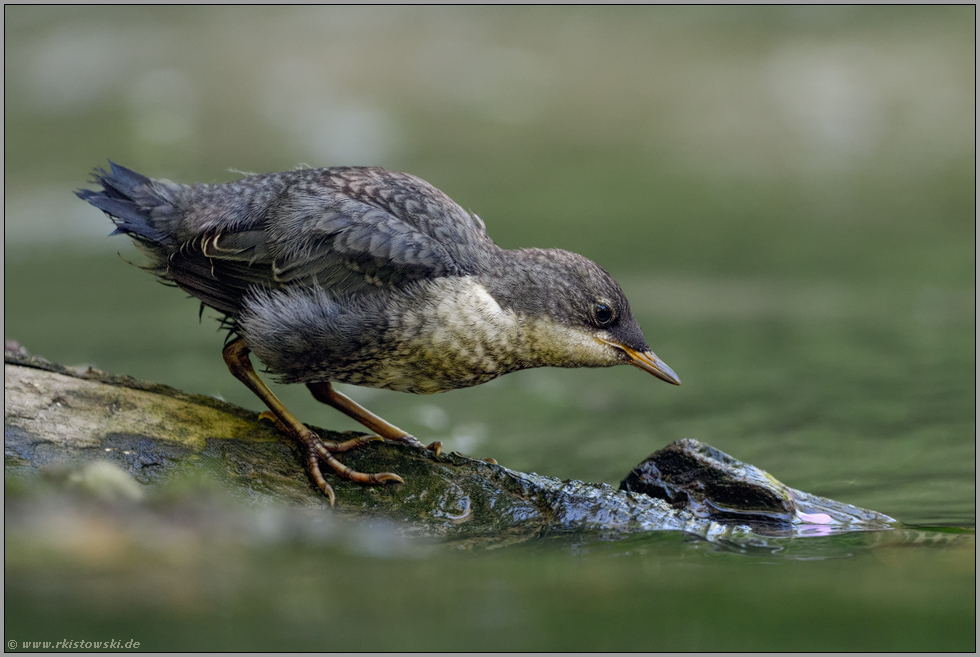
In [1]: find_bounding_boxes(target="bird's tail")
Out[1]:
[76,161,179,248]
[76,162,244,319]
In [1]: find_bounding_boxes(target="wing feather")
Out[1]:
[160,167,492,316]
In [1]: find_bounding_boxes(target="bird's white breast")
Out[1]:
[380,277,525,392]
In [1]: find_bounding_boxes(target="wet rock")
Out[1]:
[621,438,895,530]
[621,439,796,521]
[5,346,895,546]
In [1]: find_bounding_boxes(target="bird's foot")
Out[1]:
[258,410,288,433]
[303,431,404,507]
[258,415,403,506]
[260,410,386,451]
[389,433,442,456]
[358,433,442,457]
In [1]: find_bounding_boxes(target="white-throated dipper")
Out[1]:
[78,162,680,504]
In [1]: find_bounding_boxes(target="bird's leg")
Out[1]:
[222,337,404,506]
[306,382,443,456]
[256,411,381,453]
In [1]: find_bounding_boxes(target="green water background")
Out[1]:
[4,6,975,651]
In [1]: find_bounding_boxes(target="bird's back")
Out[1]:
[79,163,497,318]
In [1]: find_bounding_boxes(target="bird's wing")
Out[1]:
[317,167,492,264]
[166,167,493,315]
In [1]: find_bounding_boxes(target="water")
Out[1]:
[4,6,974,651]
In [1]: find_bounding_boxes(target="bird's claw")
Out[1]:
[257,411,422,498]
[395,434,425,449]
[394,434,441,456]
[258,410,289,434]
[259,420,404,501]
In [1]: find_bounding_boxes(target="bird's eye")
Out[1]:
[593,302,615,326]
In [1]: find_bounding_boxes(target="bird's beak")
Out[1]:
[598,338,682,386]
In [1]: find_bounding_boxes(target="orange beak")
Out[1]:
[598,338,681,386]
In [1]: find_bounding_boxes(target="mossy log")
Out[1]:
[4,347,894,545]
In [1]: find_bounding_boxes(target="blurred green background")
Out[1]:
[4,6,975,651]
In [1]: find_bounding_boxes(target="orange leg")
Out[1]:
[307,381,443,456]
[222,337,403,506]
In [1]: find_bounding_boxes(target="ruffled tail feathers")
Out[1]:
[76,161,166,244]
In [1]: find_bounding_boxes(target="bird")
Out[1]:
[77,162,681,505]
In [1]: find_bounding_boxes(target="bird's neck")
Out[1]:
[478,249,619,371]
[479,248,557,319]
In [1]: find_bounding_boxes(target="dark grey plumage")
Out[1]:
[78,162,679,394]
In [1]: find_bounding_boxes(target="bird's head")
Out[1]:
[502,249,681,385]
